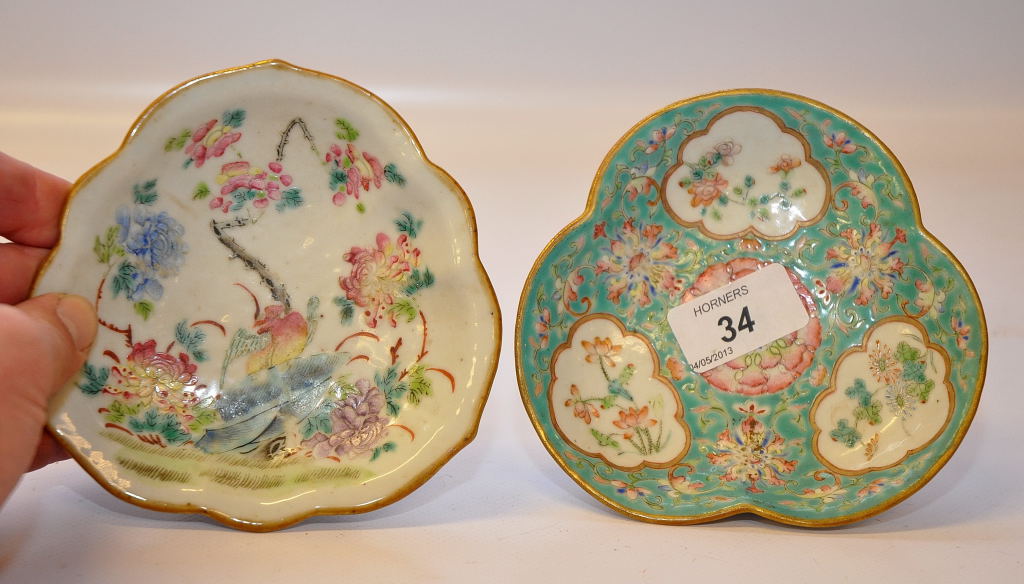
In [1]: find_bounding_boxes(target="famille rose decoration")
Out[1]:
[35,61,500,531]
[516,90,986,526]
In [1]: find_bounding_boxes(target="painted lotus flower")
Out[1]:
[683,259,820,395]
[825,223,906,305]
[302,379,388,458]
[582,337,622,369]
[339,232,422,327]
[706,404,796,493]
[109,340,202,419]
[595,218,681,308]
[612,405,656,440]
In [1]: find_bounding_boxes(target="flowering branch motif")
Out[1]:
[676,146,810,224]
[661,107,830,240]
[829,339,936,454]
[812,318,954,475]
[550,315,690,471]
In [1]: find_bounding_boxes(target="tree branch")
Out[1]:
[211,218,291,312]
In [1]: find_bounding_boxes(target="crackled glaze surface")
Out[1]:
[36,61,500,531]
[516,90,985,526]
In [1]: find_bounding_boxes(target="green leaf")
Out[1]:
[77,362,109,395]
[355,202,366,213]
[134,300,154,320]
[377,366,407,417]
[193,182,211,200]
[335,118,360,142]
[792,187,806,198]
[221,109,246,128]
[370,441,396,462]
[895,341,921,363]
[909,379,935,403]
[394,211,423,238]
[104,399,141,424]
[111,261,138,298]
[187,408,218,432]
[844,378,870,404]
[830,419,861,447]
[854,401,882,425]
[329,168,348,191]
[600,394,617,410]
[164,129,191,152]
[376,366,400,392]
[128,408,190,445]
[403,268,435,296]
[407,365,433,406]
[333,296,355,324]
[301,406,334,440]
[93,225,123,264]
[732,187,743,196]
[275,188,303,212]
[133,179,159,205]
[175,320,207,362]
[383,163,406,186]
[388,298,418,323]
[590,428,620,449]
[744,175,755,188]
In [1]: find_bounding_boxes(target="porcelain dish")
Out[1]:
[516,90,986,526]
[35,60,501,531]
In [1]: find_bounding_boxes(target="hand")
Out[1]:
[0,152,97,507]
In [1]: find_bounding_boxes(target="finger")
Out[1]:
[29,430,70,472]
[0,242,50,305]
[0,294,96,503]
[0,152,72,248]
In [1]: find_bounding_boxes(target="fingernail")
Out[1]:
[56,294,97,351]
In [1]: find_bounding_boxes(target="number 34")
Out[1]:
[718,306,756,342]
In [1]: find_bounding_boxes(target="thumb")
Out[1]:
[0,293,97,504]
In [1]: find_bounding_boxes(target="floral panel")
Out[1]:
[549,314,689,470]
[811,317,953,474]
[662,107,830,240]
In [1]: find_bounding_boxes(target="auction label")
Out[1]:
[668,263,810,373]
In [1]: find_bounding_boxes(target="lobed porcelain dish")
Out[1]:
[35,60,500,531]
[515,90,986,526]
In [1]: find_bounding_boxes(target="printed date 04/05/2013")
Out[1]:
[688,345,734,372]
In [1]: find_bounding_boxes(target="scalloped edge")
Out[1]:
[34,59,502,532]
[514,88,987,527]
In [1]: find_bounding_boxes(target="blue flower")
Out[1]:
[116,207,187,277]
[126,272,165,302]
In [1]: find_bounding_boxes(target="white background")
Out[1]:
[2,0,1022,581]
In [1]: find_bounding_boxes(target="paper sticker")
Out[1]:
[668,263,810,373]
